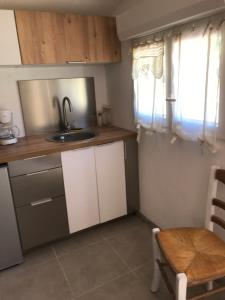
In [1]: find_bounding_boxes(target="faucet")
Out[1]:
[62,97,73,131]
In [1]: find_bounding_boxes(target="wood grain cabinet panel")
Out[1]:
[63,14,89,62]
[87,16,121,63]
[15,10,121,64]
[15,10,67,64]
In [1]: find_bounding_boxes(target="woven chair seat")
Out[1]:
[157,228,225,285]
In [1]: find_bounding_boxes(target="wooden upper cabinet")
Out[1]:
[15,10,121,65]
[63,14,89,62]
[15,11,66,64]
[87,16,121,63]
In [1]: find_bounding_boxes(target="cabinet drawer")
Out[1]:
[11,167,64,207]
[8,153,61,177]
[16,196,69,250]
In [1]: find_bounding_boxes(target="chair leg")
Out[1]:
[207,281,213,291]
[151,228,161,293]
[176,274,187,300]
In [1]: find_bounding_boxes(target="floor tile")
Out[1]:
[134,262,173,300]
[54,227,103,257]
[76,273,152,300]
[23,246,55,268]
[0,260,73,300]
[107,223,153,269]
[135,262,225,300]
[0,215,223,300]
[205,290,225,300]
[188,281,225,300]
[0,246,55,276]
[100,215,146,239]
[59,240,128,296]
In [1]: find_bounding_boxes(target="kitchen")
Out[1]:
[1,1,225,300]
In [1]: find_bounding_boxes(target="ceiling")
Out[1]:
[0,0,140,16]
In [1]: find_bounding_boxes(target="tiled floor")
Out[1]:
[0,215,225,300]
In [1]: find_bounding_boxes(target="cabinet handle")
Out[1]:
[24,155,46,161]
[26,170,49,176]
[31,198,53,207]
[66,61,87,64]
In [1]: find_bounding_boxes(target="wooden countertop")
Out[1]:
[0,127,136,164]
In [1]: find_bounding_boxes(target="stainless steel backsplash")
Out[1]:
[18,77,97,136]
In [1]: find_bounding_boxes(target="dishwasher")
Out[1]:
[0,164,23,270]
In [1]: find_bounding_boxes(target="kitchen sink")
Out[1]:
[47,131,96,143]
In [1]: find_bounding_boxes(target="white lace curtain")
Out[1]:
[133,17,223,152]
[132,41,167,133]
[133,42,164,79]
[171,25,222,152]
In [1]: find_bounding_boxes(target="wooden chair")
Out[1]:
[151,165,225,300]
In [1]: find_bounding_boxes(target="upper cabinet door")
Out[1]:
[0,10,21,65]
[64,14,89,62]
[87,16,121,63]
[95,141,127,223]
[14,10,121,64]
[61,147,100,234]
[15,11,66,64]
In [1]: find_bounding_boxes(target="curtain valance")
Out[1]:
[132,41,164,80]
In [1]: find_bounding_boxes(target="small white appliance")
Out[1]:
[0,110,19,145]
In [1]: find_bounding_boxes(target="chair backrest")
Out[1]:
[205,165,225,232]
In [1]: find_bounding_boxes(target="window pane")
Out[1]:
[134,71,166,129]
[172,29,221,143]
[172,34,207,123]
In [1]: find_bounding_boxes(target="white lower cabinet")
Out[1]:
[95,141,127,223]
[61,147,99,234]
[61,141,127,233]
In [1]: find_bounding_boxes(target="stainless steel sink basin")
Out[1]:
[47,131,96,143]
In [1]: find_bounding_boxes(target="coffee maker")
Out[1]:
[0,110,19,145]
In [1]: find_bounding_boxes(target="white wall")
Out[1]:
[0,65,108,136]
[139,133,225,229]
[105,41,135,131]
[106,41,225,231]
[116,0,225,40]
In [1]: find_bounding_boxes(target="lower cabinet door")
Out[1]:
[61,147,100,234]
[16,196,69,251]
[95,141,127,223]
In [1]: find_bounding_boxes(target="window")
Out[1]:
[133,41,167,132]
[171,28,221,149]
[133,17,223,152]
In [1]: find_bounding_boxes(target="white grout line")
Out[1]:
[100,221,150,241]
[52,247,76,300]
[73,258,154,299]
[103,237,153,282]
[53,239,103,259]
[52,238,136,299]
[102,236,131,271]
[52,235,147,299]
[129,260,153,273]
[54,235,153,297]
[4,246,58,276]
[74,271,131,299]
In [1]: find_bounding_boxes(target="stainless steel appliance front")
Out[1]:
[18,77,97,135]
